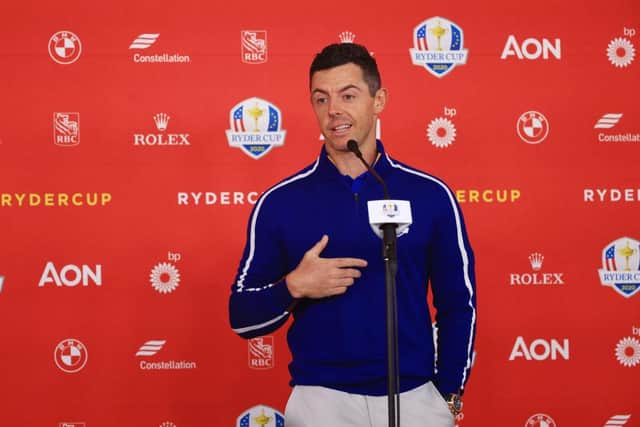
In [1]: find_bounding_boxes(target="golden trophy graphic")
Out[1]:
[253,408,272,426]
[618,240,637,271]
[247,103,264,132]
[429,20,448,51]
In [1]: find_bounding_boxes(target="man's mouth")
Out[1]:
[331,123,352,132]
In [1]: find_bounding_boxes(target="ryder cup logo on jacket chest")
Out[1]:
[598,237,640,298]
[226,97,286,159]
[409,17,468,78]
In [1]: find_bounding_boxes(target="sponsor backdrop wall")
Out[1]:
[0,0,638,426]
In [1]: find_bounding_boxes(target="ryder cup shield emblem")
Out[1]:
[237,405,284,427]
[598,237,640,298]
[409,17,468,78]
[226,97,286,159]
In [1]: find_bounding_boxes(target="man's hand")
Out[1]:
[285,235,368,299]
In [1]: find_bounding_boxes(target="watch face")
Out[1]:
[448,395,463,412]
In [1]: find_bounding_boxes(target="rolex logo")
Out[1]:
[339,31,356,43]
[529,253,544,271]
[154,113,170,131]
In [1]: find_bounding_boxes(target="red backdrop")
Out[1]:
[1,0,638,426]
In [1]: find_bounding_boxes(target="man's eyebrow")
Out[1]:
[338,84,361,93]
[311,84,363,96]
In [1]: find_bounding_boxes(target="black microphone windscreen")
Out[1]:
[347,139,361,157]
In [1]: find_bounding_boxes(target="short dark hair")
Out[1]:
[309,43,381,96]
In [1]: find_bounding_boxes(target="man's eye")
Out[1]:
[344,94,355,100]
[315,98,327,104]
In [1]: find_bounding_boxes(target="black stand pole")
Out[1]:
[382,223,400,427]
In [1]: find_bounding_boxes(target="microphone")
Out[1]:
[347,139,390,199]
[346,139,412,239]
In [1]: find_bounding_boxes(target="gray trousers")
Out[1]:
[285,381,455,427]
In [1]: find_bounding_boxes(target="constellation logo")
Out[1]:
[427,107,457,148]
[136,340,197,370]
[509,337,570,361]
[598,237,640,298]
[248,336,274,370]
[339,31,356,43]
[241,31,267,64]
[615,326,640,367]
[517,111,549,144]
[510,253,564,286]
[226,97,286,159]
[410,17,468,78]
[136,340,166,356]
[595,113,623,129]
[133,113,191,146]
[53,113,80,146]
[501,35,561,60]
[525,414,556,427]
[607,28,636,68]
[159,422,177,427]
[59,422,86,427]
[39,262,102,287]
[48,31,81,64]
[130,33,190,64]
[594,113,640,143]
[150,252,181,294]
[0,276,4,294]
[236,405,284,427]
[129,34,160,49]
[605,415,632,426]
[54,339,88,373]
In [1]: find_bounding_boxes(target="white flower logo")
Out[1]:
[607,37,636,68]
[427,117,456,148]
[615,336,640,367]
[150,262,180,294]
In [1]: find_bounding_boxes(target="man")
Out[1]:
[229,43,476,427]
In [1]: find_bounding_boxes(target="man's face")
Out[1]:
[310,63,385,153]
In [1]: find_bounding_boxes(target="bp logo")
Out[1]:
[409,17,469,78]
[598,237,640,298]
[54,338,88,373]
[226,97,286,159]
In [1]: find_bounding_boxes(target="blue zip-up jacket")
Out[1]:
[229,141,476,396]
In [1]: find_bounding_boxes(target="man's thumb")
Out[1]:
[308,234,329,256]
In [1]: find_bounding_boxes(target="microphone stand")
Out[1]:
[347,140,400,427]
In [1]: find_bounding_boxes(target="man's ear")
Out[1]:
[374,88,388,114]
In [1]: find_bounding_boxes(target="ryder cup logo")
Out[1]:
[48,31,82,64]
[382,202,399,218]
[237,405,284,427]
[598,237,640,298]
[226,97,286,159]
[409,17,468,78]
[54,339,88,373]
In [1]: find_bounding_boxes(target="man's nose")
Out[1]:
[328,99,342,116]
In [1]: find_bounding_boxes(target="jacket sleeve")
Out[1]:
[430,187,477,395]
[228,192,296,339]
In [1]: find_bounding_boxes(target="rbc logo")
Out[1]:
[241,30,267,64]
